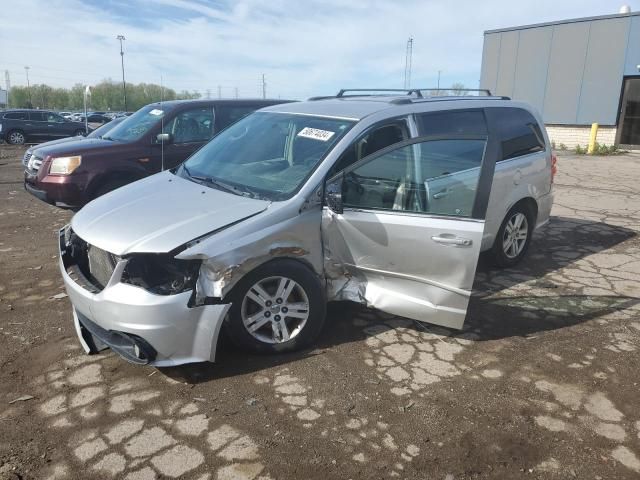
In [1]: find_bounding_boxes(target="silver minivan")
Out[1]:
[58,90,554,366]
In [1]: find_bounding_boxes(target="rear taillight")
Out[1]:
[551,153,558,184]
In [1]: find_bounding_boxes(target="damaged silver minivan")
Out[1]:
[59,90,554,366]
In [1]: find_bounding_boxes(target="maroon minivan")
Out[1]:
[24,99,291,208]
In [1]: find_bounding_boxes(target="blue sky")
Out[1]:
[1,0,639,99]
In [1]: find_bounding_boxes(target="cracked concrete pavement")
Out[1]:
[1,146,639,479]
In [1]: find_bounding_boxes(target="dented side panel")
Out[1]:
[321,207,485,329]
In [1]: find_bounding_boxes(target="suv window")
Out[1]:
[216,105,257,130]
[342,137,486,218]
[3,112,28,120]
[487,107,545,160]
[47,112,64,123]
[163,107,214,144]
[330,121,409,176]
[29,112,47,122]
[417,109,487,136]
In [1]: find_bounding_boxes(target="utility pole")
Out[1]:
[437,70,441,90]
[403,37,413,89]
[206,89,211,99]
[234,87,238,99]
[116,35,127,111]
[5,70,10,107]
[217,85,222,99]
[24,66,32,107]
[261,74,266,99]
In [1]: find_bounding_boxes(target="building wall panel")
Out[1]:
[480,33,501,94]
[542,22,590,124]
[512,27,553,112]
[577,18,629,125]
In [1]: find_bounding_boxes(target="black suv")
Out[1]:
[1,110,86,145]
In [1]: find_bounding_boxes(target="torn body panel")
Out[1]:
[178,200,325,303]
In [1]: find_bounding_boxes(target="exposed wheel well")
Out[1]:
[221,256,321,303]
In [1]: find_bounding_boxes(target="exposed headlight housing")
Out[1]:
[122,254,201,296]
[50,155,82,175]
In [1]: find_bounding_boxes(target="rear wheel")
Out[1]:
[7,130,25,145]
[74,129,86,137]
[490,203,534,268]
[225,260,326,354]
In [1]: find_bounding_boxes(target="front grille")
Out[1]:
[22,151,32,167]
[66,230,119,291]
[87,245,118,288]
[26,155,43,175]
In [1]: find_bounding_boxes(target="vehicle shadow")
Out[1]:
[160,215,638,383]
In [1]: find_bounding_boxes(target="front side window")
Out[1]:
[102,105,166,142]
[330,121,409,176]
[179,112,354,200]
[47,113,64,123]
[342,137,486,218]
[487,107,545,160]
[162,107,214,144]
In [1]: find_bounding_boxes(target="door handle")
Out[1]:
[432,189,449,199]
[431,235,473,247]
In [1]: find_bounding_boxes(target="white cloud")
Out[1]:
[1,0,637,99]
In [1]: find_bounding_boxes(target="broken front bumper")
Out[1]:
[58,229,231,366]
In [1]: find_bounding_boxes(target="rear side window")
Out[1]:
[3,112,28,120]
[216,105,258,130]
[29,112,47,121]
[487,107,545,161]
[417,110,487,136]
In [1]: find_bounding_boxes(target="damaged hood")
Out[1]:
[71,171,270,255]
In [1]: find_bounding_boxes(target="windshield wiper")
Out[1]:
[182,165,260,199]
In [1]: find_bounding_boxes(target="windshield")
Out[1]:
[102,105,165,142]
[87,117,125,138]
[178,112,354,200]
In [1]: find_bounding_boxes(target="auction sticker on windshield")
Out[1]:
[297,127,335,141]
[149,109,164,116]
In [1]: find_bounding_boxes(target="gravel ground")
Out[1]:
[0,145,639,480]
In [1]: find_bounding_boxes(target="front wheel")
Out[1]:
[490,204,534,268]
[225,260,326,354]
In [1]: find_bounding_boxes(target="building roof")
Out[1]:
[485,10,639,35]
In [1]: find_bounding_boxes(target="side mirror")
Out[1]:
[325,175,344,214]
[156,133,172,144]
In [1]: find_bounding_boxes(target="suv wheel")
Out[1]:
[74,129,86,137]
[7,130,25,145]
[225,260,326,354]
[490,204,534,268]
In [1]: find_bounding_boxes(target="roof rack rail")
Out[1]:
[335,88,424,98]
[416,88,493,96]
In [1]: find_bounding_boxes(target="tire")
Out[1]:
[225,259,326,354]
[490,203,535,268]
[7,130,25,145]
[74,129,86,137]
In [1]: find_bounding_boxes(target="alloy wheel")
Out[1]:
[241,276,310,344]
[502,212,528,259]
[9,131,25,145]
